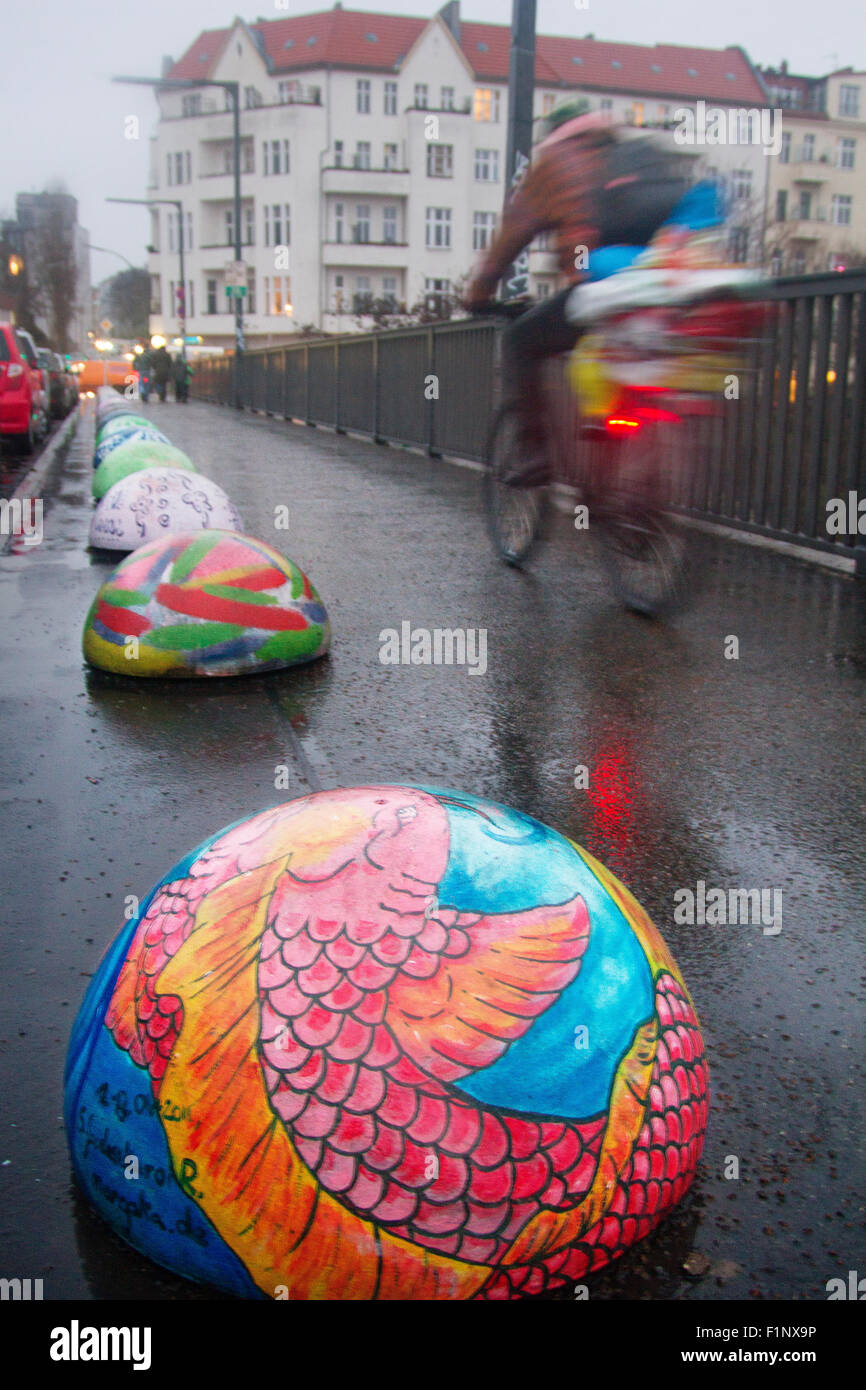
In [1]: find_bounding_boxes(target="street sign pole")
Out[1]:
[502,0,537,300]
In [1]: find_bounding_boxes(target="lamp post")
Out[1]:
[113,75,243,404]
[107,197,186,362]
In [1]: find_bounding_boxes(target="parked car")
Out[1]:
[0,324,47,453]
[37,348,75,419]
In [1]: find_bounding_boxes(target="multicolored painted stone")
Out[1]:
[89,469,242,552]
[92,442,196,500]
[96,414,153,443]
[65,786,708,1299]
[93,427,170,471]
[82,530,330,677]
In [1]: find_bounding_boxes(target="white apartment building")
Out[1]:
[759,64,866,274]
[145,3,776,347]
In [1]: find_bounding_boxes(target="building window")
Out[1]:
[334,140,344,167]
[167,212,176,253]
[383,206,397,242]
[243,143,254,174]
[354,276,373,314]
[263,139,290,176]
[354,142,371,170]
[384,142,399,171]
[536,281,551,298]
[357,79,371,114]
[244,86,262,110]
[474,148,500,181]
[278,79,298,104]
[600,98,613,112]
[186,211,193,250]
[542,93,556,116]
[424,277,451,315]
[334,274,344,313]
[384,81,397,116]
[776,189,787,222]
[839,84,860,117]
[831,194,852,226]
[770,250,782,277]
[472,211,497,251]
[414,83,428,109]
[474,88,500,122]
[243,205,254,246]
[225,209,235,246]
[383,275,398,310]
[425,206,452,249]
[334,202,344,242]
[182,94,201,117]
[187,280,195,318]
[729,227,749,263]
[838,137,856,169]
[426,143,454,178]
[206,278,217,315]
[780,131,791,163]
[354,205,371,243]
[791,251,806,275]
[630,101,644,126]
[246,269,256,315]
[441,86,455,111]
[265,204,290,246]
[166,153,173,186]
[801,133,815,161]
[732,168,752,201]
[267,276,291,316]
[798,190,812,219]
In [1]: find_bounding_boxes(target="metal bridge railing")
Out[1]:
[191,269,866,568]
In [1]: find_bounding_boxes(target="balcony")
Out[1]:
[785,216,827,240]
[322,166,409,197]
[790,157,830,183]
[322,240,409,269]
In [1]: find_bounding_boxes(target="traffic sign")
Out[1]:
[226,285,247,298]
[224,261,246,288]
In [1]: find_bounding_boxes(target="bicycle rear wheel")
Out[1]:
[590,422,691,617]
[483,403,550,567]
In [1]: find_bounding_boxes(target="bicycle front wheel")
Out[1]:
[482,403,549,567]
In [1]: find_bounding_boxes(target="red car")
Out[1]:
[0,324,48,453]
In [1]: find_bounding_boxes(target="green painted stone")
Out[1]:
[92,441,197,500]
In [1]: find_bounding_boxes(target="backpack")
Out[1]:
[597,133,694,246]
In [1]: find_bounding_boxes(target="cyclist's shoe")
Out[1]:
[504,428,551,488]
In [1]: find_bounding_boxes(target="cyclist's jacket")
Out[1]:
[471,127,609,294]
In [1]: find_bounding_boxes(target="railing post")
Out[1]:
[372,333,381,442]
[426,325,435,455]
[303,343,310,424]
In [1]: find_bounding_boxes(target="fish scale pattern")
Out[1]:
[257,896,606,1265]
[478,971,709,1297]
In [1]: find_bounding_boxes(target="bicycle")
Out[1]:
[480,298,715,618]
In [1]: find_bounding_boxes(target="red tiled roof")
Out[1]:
[166,7,764,103]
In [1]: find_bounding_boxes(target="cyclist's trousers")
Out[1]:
[502,286,582,436]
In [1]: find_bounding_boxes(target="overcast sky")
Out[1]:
[2,0,862,282]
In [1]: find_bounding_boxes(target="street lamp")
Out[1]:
[113,74,243,405]
[107,197,186,363]
[85,243,136,271]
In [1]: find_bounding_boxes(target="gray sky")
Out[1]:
[2,0,861,282]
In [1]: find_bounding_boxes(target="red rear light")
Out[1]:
[7,363,23,380]
[605,415,642,436]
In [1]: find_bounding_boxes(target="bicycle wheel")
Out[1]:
[482,403,550,566]
[590,422,691,618]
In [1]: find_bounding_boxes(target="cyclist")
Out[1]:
[464,100,615,484]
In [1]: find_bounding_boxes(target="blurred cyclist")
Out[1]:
[464,100,614,484]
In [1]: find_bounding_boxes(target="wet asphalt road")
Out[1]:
[1,396,864,1301]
